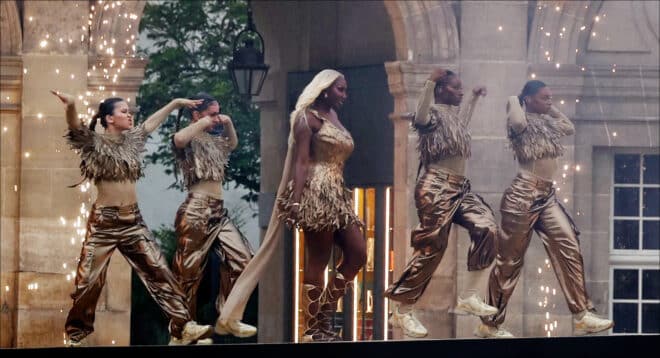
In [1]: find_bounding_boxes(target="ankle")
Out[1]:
[574,310,588,320]
[397,303,414,314]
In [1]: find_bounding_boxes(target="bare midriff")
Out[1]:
[427,155,466,176]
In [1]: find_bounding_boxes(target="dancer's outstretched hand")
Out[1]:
[473,86,487,97]
[50,90,76,106]
[176,98,204,109]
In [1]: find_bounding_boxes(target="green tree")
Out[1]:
[137,0,260,203]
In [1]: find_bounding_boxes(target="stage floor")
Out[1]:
[2,335,658,358]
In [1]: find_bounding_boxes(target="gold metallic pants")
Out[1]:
[483,171,592,327]
[385,168,497,304]
[65,203,191,341]
[172,192,254,319]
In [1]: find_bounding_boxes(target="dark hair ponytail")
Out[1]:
[518,80,546,106]
[90,97,124,131]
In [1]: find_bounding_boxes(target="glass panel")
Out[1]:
[613,220,639,250]
[359,188,376,340]
[643,221,660,250]
[614,188,639,217]
[641,304,660,334]
[613,269,639,299]
[250,68,267,96]
[643,188,659,217]
[643,154,660,184]
[613,303,638,333]
[642,270,660,300]
[234,68,249,95]
[615,154,641,184]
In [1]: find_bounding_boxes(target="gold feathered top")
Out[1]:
[65,124,148,183]
[415,103,472,166]
[174,131,231,189]
[508,112,571,162]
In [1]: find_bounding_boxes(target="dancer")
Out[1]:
[384,68,498,338]
[475,80,614,338]
[170,93,255,343]
[52,91,212,346]
[214,69,367,342]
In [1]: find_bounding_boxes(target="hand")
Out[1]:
[218,114,231,125]
[548,105,561,117]
[176,98,204,109]
[50,90,76,106]
[473,86,487,97]
[285,205,300,228]
[200,115,222,128]
[429,68,447,83]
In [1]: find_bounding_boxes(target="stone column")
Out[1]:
[1,55,22,348]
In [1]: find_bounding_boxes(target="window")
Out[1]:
[610,268,660,334]
[610,153,660,335]
[611,154,659,253]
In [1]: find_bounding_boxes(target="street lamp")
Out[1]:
[229,0,269,99]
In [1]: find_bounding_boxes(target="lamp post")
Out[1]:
[228,0,269,99]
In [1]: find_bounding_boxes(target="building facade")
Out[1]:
[1,0,658,347]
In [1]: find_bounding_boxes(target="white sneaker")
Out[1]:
[68,336,87,347]
[168,336,192,346]
[474,323,514,338]
[168,336,214,345]
[574,311,613,336]
[454,294,498,317]
[180,321,213,342]
[389,306,428,338]
[215,318,257,338]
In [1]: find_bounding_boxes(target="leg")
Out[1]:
[65,218,118,343]
[383,227,449,305]
[300,230,336,342]
[118,223,194,339]
[385,172,460,304]
[452,192,498,316]
[171,203,216,320]
[334,223,367,281]
[535,199,613,335]
[535,199,590,314]
[481,209,535,328]
[211,210,254,313]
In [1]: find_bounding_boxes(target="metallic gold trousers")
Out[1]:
[172,192,254,319]
[65,203,191,340]
[385,168,497,304]
[483,170,592,327]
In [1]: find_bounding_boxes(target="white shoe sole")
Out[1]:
[453,304,498,317]
[215,322,257,338]
[574,322,614,336]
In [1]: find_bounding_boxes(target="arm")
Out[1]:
[460,86,486,125]
[548,105,575,135]
[291,113,313,205]
[172,116,219,148]
[507,96,527,135]
[50,90,81,130]
[413,80,436,127]
[414,68,447,127]
[142,98,203,133]
[219,115,239,151]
